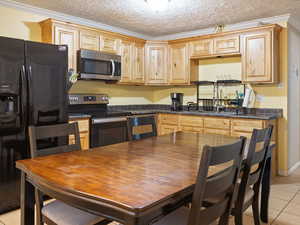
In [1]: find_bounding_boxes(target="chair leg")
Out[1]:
[234,211,243,225]
[219,211,230,225]
[252,197,261,225]
[35,188,44,225]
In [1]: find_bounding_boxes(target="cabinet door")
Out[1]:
[169,43,189,84]
[54,25,79,70]
[120,41,133,82]
[214,35,240,55]
[100,35,120,54]
[189,39,213,57]
[146,44,168,84]
[132,43,145,83]
[242,31,273,83]
[79,30,100,51]
[69,132,89,150]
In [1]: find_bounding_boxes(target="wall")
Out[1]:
[70,81,154,105]
[0,5,46,41]
[287,24,300,172]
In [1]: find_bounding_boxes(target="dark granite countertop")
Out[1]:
[108,105,282,120]
[127,109,279,120]
[68,113,91,120]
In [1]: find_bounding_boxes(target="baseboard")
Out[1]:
[288,161,300,175]
[278,170,289,176]
[279,161,300,176]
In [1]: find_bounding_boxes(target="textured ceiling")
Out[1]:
[13,0,300,36]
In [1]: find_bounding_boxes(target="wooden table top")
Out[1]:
[16,132,238,213]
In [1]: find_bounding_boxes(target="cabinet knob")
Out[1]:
[174,63,177,68]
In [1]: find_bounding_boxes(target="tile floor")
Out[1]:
[1,167,300,225]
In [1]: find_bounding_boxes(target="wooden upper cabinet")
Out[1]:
[213,35,240,55]
[169,43,189,84]
[100,35,120,54]
[145,42,168,85]
[79,30,100,51]
[189,39,213,58]
[54,25,79,71]
[241,27,279,84]
[132,43,145,83]
[120,40,133,83]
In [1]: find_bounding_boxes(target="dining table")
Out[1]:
[16,132,273,225]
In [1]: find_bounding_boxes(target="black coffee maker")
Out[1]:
[170,93,183,111]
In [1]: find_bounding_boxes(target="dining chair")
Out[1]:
[127,115,157,141]
[232,126,273,225]
[28,123,110,225]
[152,137,246,225]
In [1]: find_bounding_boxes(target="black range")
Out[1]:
[68,94,132,148]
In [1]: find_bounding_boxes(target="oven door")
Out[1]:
[78,50,121,81]
[91,117,128,147]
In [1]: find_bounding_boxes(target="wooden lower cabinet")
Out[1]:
[157,113,278,176]
[69,118,90,150]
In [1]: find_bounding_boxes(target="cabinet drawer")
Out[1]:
[69,118,89,132]
[160,124,179,135]
[159,114,180,125]
[231,131,253,139]
[190,39,213,57]
[180,115,203,127]
[204,118,230,130]
[204,128,230,136]
[231,119,264,133]
[181,126,203,133]
[214,35,240,55]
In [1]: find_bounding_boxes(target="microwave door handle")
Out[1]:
[111,59,115,77]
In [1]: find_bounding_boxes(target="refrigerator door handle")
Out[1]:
[27,65,33,121]
[20,64,28,129]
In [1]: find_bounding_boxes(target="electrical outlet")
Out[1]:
[256,94,264,102]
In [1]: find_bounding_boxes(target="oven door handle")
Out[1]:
[92,117,127,124]
[111,59,115,77]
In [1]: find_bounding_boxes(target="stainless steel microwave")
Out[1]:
[77,49,121,81]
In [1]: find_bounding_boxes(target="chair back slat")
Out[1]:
[127,115,157,141]
[251,148,266,165]
[210,140,244,166]
[235,126,273,210]
[199,198,230,225]
[204,167,235,198]
[33,144,80,157]
[188,137,246,225]
[34,123,78,139]
[29,123,81,158]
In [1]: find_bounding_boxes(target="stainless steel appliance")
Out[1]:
[77,49,121,81]
[170,93,183,111]
[68,94,131,148]
[0,36,68,213]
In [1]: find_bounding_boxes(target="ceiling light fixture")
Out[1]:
[145,0,171,12]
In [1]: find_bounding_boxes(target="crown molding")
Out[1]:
[153,14,291,40]
[0,0,152,40]
[0,0,292,41]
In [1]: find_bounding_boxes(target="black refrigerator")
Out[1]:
[0,36,68,213]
